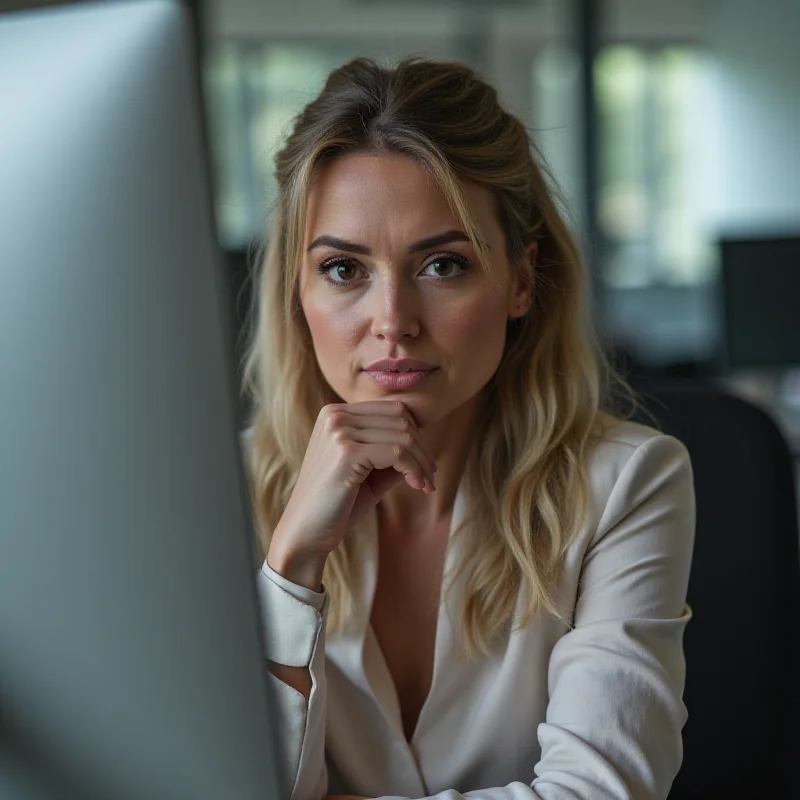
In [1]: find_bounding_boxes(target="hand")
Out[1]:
[268,401,437,590]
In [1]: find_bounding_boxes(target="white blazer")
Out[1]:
[250,420,695,800]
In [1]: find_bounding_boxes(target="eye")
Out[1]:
[317,258,362,285]
[421,254,470,280]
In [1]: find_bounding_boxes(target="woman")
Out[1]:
[241,57,694,800]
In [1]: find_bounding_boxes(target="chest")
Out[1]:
[369,527,449,741]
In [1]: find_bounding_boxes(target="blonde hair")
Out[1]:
[242,57,629,659]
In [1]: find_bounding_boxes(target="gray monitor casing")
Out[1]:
[0,2,282,797]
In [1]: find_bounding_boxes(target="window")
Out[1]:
[203,44,341,248]
[595,45,716,288]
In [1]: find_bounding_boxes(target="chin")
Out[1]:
[395,396,452,428]
[400,400,435,427]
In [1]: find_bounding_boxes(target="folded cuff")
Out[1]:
[255,564,329,668]
[261,561,327,611]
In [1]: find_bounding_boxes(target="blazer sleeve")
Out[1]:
[373,433,696,800]
[255,563,329,800]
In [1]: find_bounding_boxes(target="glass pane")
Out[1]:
[531,43,584,237]
[595,46,651,287]
[595,44,715,288]
[204,43,341,247]
[204,43,254,249]
[654,48,717,285]
[248,45,343,232]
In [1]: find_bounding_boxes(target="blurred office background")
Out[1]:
[4,0,798,499]
[8,0,797,491]
[195,0,800,507]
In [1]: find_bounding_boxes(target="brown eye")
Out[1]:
[430,259,457,277]
[333,263,357,280]
[317,259,361,284]
[422,256,469,280]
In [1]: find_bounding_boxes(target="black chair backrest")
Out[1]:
[634,384,800,798]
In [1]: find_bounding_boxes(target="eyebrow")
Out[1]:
[306,229,474,256]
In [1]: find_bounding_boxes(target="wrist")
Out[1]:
[267,538,327,593]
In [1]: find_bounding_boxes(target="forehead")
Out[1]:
[304,152,499,244]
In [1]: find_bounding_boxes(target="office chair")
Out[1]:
[633,383,800,799]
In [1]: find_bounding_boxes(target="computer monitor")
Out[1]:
[0,2,283,798]
[720,235,800,369]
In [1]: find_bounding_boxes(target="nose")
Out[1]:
[369,280,420,343]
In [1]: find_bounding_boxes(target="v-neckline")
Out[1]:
[359,482,468,749]
[367,592,442,745]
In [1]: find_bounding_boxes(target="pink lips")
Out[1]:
[363,368,437,390]
[364,357,436,372]
[362,357,438,391]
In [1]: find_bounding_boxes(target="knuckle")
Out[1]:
[339,438,358,456]
[332,427,351,445]
[326,410,346,430]
[392,444,405,458]
[398,417,411,431]
[402,432,414,446]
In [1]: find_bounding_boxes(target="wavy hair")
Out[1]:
[241,57,629,659]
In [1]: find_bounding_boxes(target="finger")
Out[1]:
[361,441,434,493]
[349,429,436,489]
[388,446,434,493]
[335,400,421,428]
[339,414,436,472]
[365,466,407,501]
[364,436,435,492]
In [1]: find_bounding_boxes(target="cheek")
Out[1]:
[303,273,366,340]
[301,300,360,375]
[303,303,350,344]
[439,293,508,359]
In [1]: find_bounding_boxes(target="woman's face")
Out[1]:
[298,152,533,428]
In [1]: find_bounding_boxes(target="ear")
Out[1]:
[507,240,538,320]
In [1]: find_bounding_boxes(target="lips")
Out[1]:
[363,368,437,390]
[363,358,436,372]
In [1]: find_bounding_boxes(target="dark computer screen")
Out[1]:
[720,236,800,369]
